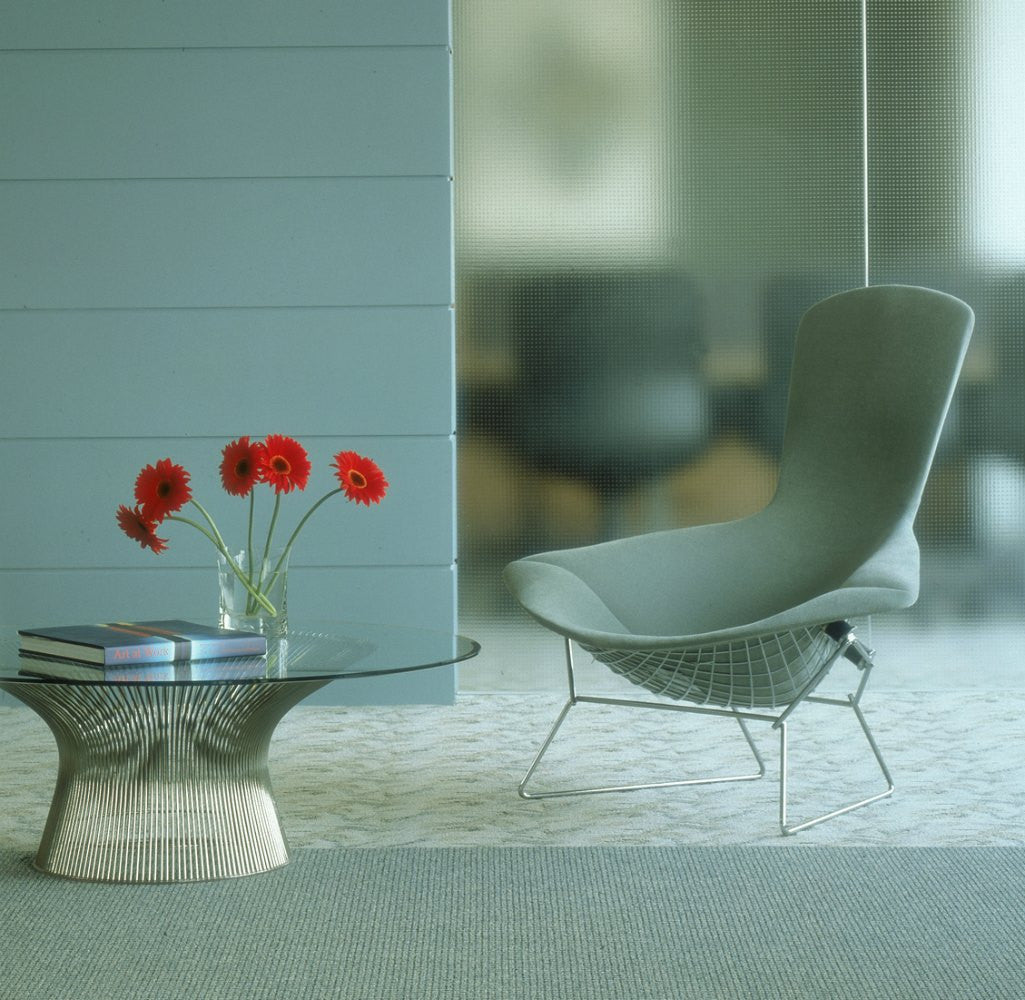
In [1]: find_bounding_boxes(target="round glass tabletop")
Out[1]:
[0,620,480,686]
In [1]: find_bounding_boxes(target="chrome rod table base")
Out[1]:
[0,678,329,883]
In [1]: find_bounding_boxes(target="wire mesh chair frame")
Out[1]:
[584,624,840,709]
[517,622,894,835]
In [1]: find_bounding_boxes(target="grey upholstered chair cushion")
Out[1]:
[504,285,974,653]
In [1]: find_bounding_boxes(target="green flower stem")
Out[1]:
[241,491,257,615]
[260,494,282,574]
[253,494,283,615]
[261,487,345,597]
[166,513,277,616]
[247,491,256,586]
[189,499,230,554]
[280,487,343,556]
[187,497,275,615]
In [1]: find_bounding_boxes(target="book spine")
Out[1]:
[180,637,267,660]
[104,642,177,665]
[103,638,265,664]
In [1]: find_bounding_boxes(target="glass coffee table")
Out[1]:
[0,621,479,883]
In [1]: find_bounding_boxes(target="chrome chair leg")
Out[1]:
[518,697,767,799]
[519,638,895,835]
[518,640,767,800]
[778,694,895,835]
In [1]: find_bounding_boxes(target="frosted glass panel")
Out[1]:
[455,0,1025,691]
[865,0,1025,682]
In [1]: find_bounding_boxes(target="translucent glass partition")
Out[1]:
[455,0,1025,691]
[863,1,1025,686]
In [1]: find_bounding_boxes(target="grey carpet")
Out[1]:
[1,846,1022,1000]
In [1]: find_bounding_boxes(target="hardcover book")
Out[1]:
[18,654,269,682]
[17,619,267,666]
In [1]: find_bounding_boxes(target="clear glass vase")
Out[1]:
[217,547,289,638]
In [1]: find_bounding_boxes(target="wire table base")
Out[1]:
[0,677,329,883]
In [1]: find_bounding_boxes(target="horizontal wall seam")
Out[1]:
[0,564,458,573]
[0,434,456,443]
[0,301,453,311]
[0,44,451,54]
[0,305,454,315]
[0,175,452,183]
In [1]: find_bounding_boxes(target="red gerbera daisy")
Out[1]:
[134,458,192,521]
[332,451,389,506]
[220,436,267,497]
[260,435,311,494]
[116,504,169,554]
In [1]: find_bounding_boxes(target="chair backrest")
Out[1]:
[503,284,975,646]
[774,284,974,536]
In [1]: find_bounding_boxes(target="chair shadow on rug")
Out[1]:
[504,284,975,834]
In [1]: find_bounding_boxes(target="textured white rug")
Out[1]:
[2,691,1022,850]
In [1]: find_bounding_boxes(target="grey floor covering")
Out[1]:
[1,846,1022,1000]
[2,690,1023,999]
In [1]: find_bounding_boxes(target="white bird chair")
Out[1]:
[504,284,974,834]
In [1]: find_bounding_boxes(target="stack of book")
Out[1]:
[17,619,269,681]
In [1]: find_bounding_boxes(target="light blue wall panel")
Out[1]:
[5,0,450,48]
[0,48,450,179]
[295,566,457,628]
[0,307,454,437]
[1,0,457,706]
[0,178,451,309]
[3,566,455,632]
[0,437,454,568]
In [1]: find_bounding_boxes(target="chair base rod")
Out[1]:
[519,640,895,835]
[778,693,895,834]
[780,786,895,835]
[518,698,766,800]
